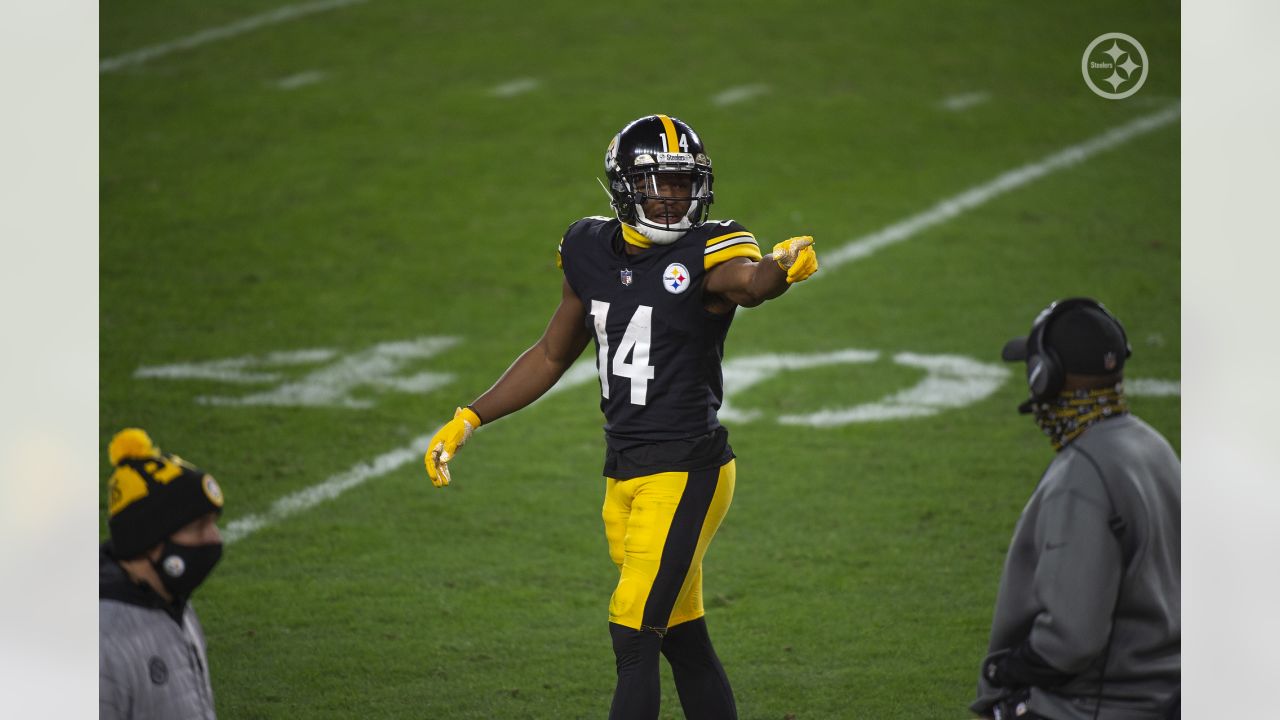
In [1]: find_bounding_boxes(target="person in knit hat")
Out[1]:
[99,428,225,720]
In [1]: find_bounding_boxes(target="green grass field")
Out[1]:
[101,2,1179,717]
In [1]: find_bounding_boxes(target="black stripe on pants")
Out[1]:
[640,467,719,632]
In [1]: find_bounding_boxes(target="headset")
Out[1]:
[1021,297,1131,405]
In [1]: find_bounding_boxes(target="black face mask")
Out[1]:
[152,540,223,601]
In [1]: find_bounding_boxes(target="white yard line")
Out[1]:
[1125,379,1181,397]
[711,84,771,107]
[939,91,991,111]
[224,436,431,545]
[275,70,328,90]
[822,103,1180,271]
[490,78,541,98]
[223,106,1181,544]
[100,0,367,73]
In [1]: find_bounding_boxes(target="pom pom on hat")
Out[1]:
[108,428,156,466]
[105,428,224,558]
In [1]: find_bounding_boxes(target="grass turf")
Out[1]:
[101,1,1178,717]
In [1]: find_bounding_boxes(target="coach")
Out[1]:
[972,298,1180,720]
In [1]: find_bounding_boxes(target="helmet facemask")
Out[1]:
[625,164,713,245]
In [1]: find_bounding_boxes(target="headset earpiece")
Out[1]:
[1023,297,1127,404]
[1026,347,1065,400]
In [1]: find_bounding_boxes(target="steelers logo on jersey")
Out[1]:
[663,263,691,294]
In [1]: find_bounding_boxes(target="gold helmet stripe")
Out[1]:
[657,114,680,154]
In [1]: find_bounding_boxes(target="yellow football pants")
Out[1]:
[602,460,736,632]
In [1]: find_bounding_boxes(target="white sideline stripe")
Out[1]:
[99,0,367,73]
[712,84,771,107]
[223,107,1180,543]
[821,104,1181,271]
[224,435,431,545]
[490,78,540,98]
[940,91,990,111]
[276,70,327,90]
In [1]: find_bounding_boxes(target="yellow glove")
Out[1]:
[772,236,819,283]
[424,406,482,487]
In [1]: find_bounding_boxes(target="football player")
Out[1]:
[423,114,818,720]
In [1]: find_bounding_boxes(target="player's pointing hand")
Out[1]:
[772,236,819,283]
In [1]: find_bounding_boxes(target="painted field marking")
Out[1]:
[275,70,328,90]
[206,109,1180,543]
[136,348,338,383]
[822,104,1181,271]
[711,84,771,107]
[224,436,431,545]
[939,91,991,111]
[1125,378,1180,397]
[223,358,601,544]
[753,351,1008,427]
[137,336,459,408]
[717,349,882,423]
[490,78,541,98]
[99,0,367,74]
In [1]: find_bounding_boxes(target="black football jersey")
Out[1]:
[558,217,762,453]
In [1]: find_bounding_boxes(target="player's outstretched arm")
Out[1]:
[470,278,591,423]
[704,236,818,308]
[424,278,590,486]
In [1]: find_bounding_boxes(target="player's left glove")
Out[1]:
[772,236,819,283]
[423,406,482,487]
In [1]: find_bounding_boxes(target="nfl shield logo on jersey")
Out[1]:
[620,269,633,286]
[663,263,691,294]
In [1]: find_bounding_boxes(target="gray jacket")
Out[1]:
[973,414,1180,719]
[100,544,217,720]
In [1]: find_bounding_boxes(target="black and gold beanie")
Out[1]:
[107,428,225,558]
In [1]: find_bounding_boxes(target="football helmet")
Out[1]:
[604,114,714,245]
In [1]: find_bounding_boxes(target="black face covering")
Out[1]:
[152,540,223,601]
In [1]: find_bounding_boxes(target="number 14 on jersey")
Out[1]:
[589,300,655,405]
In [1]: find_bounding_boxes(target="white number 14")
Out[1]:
[588,300,655,405]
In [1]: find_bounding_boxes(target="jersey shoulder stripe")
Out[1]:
[701,221,761,270]
[705,233,755,253]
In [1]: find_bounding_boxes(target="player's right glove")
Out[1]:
[772,236,819,283]
[423,406,482,487]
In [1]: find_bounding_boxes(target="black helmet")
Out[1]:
[604,114,714,244]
